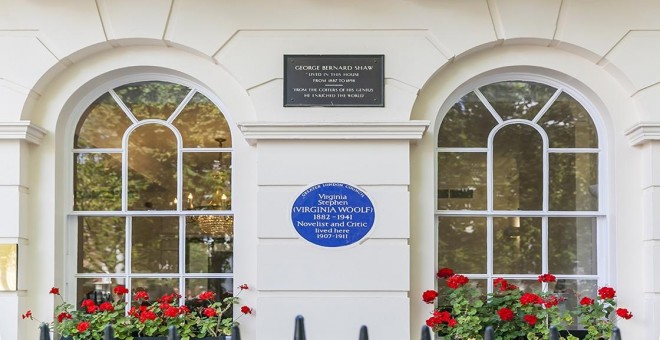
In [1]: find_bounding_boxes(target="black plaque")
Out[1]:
[284,55,384,107]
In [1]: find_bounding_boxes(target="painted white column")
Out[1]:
[240,121,428,340]
[625,122,660,340]
[0,121,46,340]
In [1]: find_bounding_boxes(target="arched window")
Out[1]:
[71,80,234,307]
[436,80,602,311]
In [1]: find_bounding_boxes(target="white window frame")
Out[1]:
[435,73,609,294]
[64,74,236,306]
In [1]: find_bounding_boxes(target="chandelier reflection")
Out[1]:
[186,192,233,238]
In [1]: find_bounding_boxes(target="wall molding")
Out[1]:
[0,121,47,145]
[625,122,660,146]
[238,121,430,145]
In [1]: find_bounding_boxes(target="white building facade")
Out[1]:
[0,1,658,339]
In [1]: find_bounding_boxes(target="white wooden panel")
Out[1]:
[257,185,409,239]
[642,188,660,241]
[257,240,408,291]
[0,187,22,238]
[257,295,409,340]
[257,140,409,185]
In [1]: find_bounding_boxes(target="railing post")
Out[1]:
[103,324,114,340]
[549,326,559,340]
[358,325,368,340]
[38,323,50,340]
[231,324,241,340]
[484,326,495,340]
[167,325,178,340]
[420,325,431,340]
[612,327,622,340]
[294,315,306,340]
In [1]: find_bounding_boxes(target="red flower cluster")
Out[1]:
[598,287,616,299]
[426,309,457,328]
[77,321,90,333]
[580,297,595,305]
[436,267,455,279]
[616,308,633,320]
[520,293,544,306]
[523,314,537,326]
[446,274,469,289]
[537,274,556,283]
[422,290,439,304]
[240,305,253,314]
[497,307,515,321]
[493,277,518,292]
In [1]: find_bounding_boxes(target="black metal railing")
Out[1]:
[38,317,623,339]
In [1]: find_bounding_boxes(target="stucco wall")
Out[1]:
[1,0,659,339]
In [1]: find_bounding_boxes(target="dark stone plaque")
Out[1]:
[284,55,384,107]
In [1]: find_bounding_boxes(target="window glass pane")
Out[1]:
[75,92,133,149]
[438,92,498,147]
[131,278,180,303]
[538,93,598,148]
[183,152,232,211]
[549,153,598,211]
[77,278,127,308]
[74,153,122,211]
[186,218,233,273]
[127,124,177,211]
[114,81,190,121]
[131,217,179,273]
[548,217,597,275]
[494,217,541,274]
[173,92,233,148]
[185,278,233,303]
[78,216,125,273]
[0,244,17,291]
[479,81,556,121]
[438,216,486,274]
[553,279,598,330]
[493,124,543,211]
[438,152,486,210]
[493,279,541,294]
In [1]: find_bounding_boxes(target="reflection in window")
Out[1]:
[436,80,602,329]
[73,81,234,305]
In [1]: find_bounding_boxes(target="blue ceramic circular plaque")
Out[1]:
[291,182,375,247]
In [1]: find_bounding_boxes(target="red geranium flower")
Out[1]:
[436,267,455,279]
[134,290,149,301]
[537,273,556,283]
[239,284,249,290]
[241,305,253,314]
[446,275,469,289]
[198,291,216,301]
[57,312,72,323]
[77,321,90,333]
[49,287,60,295]
[616,308,633,319]
[523,314,537,326]
[520,293,543,305]
[580,297,594,305]
[544,295,559,308]
[422,290,438,304]
[493,278,508,291]
[203,307,217,317]
[598,287,616,299]
[164,306,179,318]
[99,301,114,312]
[497,307,515,321]
[21,310,32,320]
[113,285,129,295]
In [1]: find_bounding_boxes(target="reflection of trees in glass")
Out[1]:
[78,217,125,274]
[73,80,234,303]
[437,81,600,287]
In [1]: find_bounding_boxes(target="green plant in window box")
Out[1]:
[423,268,632,340]
[22,284,252,339]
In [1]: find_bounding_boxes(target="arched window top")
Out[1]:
[438,81,598,149]
[74,81,232,150]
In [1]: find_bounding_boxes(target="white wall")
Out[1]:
[1,0,660,339]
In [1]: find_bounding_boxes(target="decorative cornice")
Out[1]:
[0,121,47,145]
[238,121,430,145]
[624,122,660,146]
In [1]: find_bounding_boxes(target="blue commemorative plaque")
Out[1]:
[291,182,375,247]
